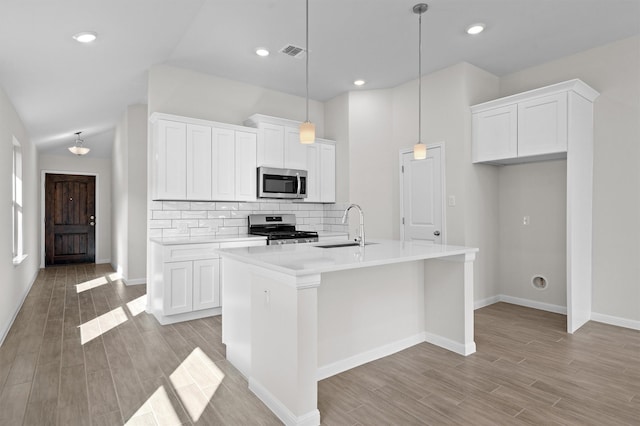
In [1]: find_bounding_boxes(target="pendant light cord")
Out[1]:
[305,0,310,122]
[418,10,422,143]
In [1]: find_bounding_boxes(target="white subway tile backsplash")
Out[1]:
[153,210,181,220]
[148,229,162,238]
[149,200,348,236]
[163,201,191,210]
[182,210,208,219]
[216,202,239,211]
[190,202,217,210]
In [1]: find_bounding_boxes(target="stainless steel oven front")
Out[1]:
[257,167,308,199]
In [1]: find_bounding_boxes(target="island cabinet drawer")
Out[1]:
[163,243,220,262]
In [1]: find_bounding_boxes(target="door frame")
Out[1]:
[40,170,100,268]
[399,142,447,244]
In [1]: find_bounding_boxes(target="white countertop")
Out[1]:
[150,234,267,245]
[217,239,478,276]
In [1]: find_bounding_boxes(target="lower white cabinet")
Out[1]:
[149,239,265,324]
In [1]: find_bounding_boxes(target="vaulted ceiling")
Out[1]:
[1,0,638,157]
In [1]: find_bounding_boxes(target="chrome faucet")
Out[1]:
[341,204,365,247]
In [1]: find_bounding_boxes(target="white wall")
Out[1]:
[324,93,349,203]
[499,36,640,323]
[328,62,501,304]
[112,104,147,284]
[39,155,112,265]
[499,161,567,306]
[0,86,39,344]
[148,64,325,133]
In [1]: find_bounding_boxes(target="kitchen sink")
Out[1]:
[316,242,377,249]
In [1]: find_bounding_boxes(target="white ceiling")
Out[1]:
[1,0,638,158]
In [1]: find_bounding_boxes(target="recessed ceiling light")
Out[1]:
[466,23,485,35]
[354,79,366,86]
[73,32,97,43]
[256,48,270,57]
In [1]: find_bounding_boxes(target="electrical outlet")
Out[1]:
[523,216,530,225]
[448,195,456,207]
[177,222,188,233]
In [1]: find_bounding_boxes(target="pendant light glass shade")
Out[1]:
[300,121,315,144]
[413,142,427,159]
[300,0,315,144]
[68,132,90,156]
[412,3,428,160]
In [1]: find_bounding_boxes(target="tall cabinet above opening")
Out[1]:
[471,79,600,334]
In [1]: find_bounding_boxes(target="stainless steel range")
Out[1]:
[248,214,318,245]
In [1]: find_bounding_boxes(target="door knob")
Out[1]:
[90,222,95,226]
[90,215,95,220]
[434,230,440,236]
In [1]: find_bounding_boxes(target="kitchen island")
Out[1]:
[218,239,478,426]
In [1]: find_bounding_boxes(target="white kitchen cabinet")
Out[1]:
[258,123,285,168]
[211,127,236,200]
[149,238,266,324]
[244,114,337,203]
[234,131,257,201]
[150,113,258,201]
[305,139,336,203]
[153,119,187,200]
[471,79,597,165]
[187,124,213,200]
[193,258,220,311]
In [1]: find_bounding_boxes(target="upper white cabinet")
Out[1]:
[154,120,187,200]
[245,114,337,203]
[150,113,258,201]
[471,79,599,165]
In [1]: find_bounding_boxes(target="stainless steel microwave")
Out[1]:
[257,167,307,199]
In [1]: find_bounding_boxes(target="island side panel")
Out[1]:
[221,258,253,378]
[248,268,321,426]
[423,253,476,355]
[317,261,425,379]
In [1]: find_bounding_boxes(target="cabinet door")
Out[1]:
[186,124,212,200]
[320,143,336,203]
[154,120,187,199]
[235,131,257,201]
[193,259,220,310]
[257,123,284,167]
[517,93,568,157]
[284,126,307,170]
[211,127,236,200]
[471,105,517,163]
[305,143,320,202]
[163,261,193,315]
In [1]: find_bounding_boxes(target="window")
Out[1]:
[12,137,25,265]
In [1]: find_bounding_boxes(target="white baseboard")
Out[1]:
[249,378,320,426]
[424,332,476,356]
[474,295,500,310]
[591,312,640,331]
[151,307,221,325]
[96,258,111,265]
[498,295,567,315]
[475,294,566,315]
[317,333,426,380]
[0,269,39,346]
[123,277,146,286]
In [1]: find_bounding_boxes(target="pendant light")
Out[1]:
[413,3,428,160]
[299,0,315,144]
[68,131,90,156]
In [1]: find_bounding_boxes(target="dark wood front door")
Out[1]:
[45,174,96,266]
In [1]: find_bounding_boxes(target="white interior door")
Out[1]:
[401,146,443,243]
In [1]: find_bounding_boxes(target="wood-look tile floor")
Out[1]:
[0,264,638,425]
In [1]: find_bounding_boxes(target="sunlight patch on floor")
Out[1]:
[108,272,122,281]
[79,306,128,344]
[125,347,225,423]
[126,295,147,317]
[75,276,109,293]
[171,347,225,421]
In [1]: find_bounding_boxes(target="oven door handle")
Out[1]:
[296,172,301,198]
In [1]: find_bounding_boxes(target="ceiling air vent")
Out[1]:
[279,44,306,58]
